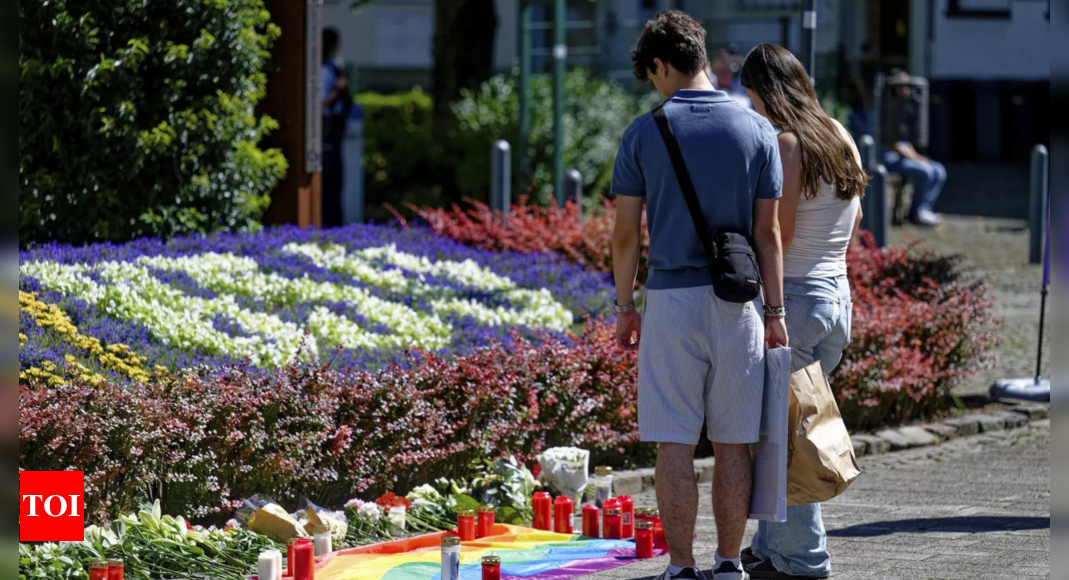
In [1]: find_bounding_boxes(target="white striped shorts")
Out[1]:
[638,284,765,445]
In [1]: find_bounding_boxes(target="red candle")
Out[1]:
[482,555,502,580]
[287,538,297,577]
[89,561,108,580]
[603,507,623,540]
[635,521,654,559]
[106,560,124,580]
[603,497,620,513]
[477,506,496,539]
[294,539,316,580]
[618,495,635,539]
[582,504,600,538]
[532,492,552,530]
[635,508,651,525]
[649,510,668,552]
[458,509,477,541]
[553,496,574,534]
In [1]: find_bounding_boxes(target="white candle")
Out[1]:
[388,506,407,536]
[258,550,280,580]
[313,525,334,557]
[268,549,283,578]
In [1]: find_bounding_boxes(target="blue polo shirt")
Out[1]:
[612,89,783,290]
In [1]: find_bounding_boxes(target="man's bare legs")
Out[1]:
[712,443,753,561]
[656,443,699,568]
[657,442,754,573]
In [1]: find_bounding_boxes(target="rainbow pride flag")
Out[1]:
[312,525,662,580]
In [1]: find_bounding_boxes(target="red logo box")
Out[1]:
[20,471,86,542]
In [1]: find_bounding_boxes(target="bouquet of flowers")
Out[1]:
[343,498,393,546]
[537,447,590,506]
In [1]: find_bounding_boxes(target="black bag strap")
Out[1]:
[652,105,718,262]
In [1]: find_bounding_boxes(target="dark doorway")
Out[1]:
[875,0,911,71]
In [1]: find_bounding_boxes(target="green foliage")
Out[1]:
[19,0,287,246]
[19,501,277,580]
[356,71,660,218]
[450,70,662,204]
[356,89,444,220]
[820,93,851,129]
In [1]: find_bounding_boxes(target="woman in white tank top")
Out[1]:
[738,45,870,580]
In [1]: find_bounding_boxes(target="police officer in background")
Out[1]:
[321,28,353,229]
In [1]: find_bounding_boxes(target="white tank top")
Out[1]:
[783,120,863,279]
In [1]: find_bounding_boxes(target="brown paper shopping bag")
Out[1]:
[786,362,861,506]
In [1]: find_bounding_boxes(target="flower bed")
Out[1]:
[19,320,637,524]
[412,202,998,430]
[19,224,612,383]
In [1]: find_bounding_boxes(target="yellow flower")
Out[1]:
[20,291,151,384]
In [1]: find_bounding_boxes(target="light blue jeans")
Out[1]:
[750,276,853,578]
[883,150,948,216]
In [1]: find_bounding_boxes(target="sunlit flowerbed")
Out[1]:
[18,224,612,384]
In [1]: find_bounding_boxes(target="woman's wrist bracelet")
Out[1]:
[764,305,786,319]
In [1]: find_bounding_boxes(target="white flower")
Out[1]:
[358,503,382,521]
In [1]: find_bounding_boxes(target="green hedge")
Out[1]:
[356,89,444,221]
[450,70,661,205]
[19,0,287,246]
[357,71,660,218]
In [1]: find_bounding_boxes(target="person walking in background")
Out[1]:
[611,11,788,580]
[321,27,352,229]
[882,69,946,228]
[738,44,869,580]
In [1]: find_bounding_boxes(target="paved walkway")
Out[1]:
[587,421,1050,580]
[888,216,1049,397]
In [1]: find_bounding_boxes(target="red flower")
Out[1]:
[375,492,412,510]
[531,463,542,480]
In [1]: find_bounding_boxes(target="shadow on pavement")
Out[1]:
[828,516,1049,537]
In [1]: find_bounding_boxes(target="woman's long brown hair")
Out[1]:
[741,44,869,200]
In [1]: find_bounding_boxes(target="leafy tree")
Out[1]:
[19,0,288,246]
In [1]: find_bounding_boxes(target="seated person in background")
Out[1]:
[882,70,946,228]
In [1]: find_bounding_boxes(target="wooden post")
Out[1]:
[262,0,323,228]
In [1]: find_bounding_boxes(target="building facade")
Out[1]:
[324,0,1049,164]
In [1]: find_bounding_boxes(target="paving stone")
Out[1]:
[992,410,1030,429]
[874,429,922,451]
[972,414,1008,432]
[583,423,1050,580]
[851,434,891,455]
[613,472,644,496]
[851,436,868,458]
[896,425,939,447]
[694,457,715,484]
[1012,403,1051,420]
[637,468,656,492]
[940,416,982,437]
[920,422,960,441]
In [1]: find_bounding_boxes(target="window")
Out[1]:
[947,0,1012,19]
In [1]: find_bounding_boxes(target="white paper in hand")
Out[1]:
[749,347,791,522]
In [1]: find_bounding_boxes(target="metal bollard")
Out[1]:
[867,164,890,249]
[490,140,512,214]
[858,135,877,173]
[563,169,583,221]
[1029,144,1049,265]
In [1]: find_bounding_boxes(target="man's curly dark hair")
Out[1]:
[631,11,709,84]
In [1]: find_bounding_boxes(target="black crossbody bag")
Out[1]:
[652,105,763,304]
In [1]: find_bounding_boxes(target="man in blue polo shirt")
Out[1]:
[611,11,787,580]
